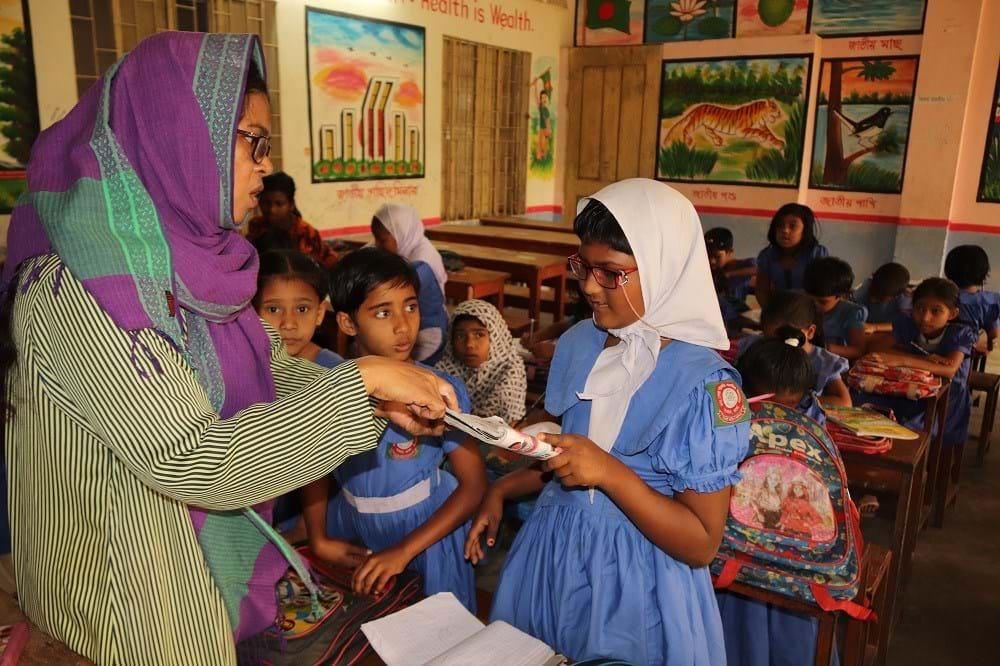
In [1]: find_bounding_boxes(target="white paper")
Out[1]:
[424,621,556,666]
[361,593,484,666]
[519,422,561,437]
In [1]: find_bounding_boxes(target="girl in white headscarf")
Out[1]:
[436,299,528,476]
[468,179,749,666]
[372,204,449,363]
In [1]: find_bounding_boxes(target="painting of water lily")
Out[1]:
[646,0,736,42]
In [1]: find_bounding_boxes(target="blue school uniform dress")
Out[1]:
[490,322,749,665]
[721,258,757,311]
[850,317,978,447]
[853,278,912,324]
[958,290,1000,335]
[756,244,828,292]
[412,260,449,365]
[325,366,477,611]
[822,300,867,346]
[716,393,832,666]
[810,346,848,396]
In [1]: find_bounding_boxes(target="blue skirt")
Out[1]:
[716,591,838,666]
[326,470,476,612]
[490,491,726,666]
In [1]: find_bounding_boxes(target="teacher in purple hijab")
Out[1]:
[0,32,455,665]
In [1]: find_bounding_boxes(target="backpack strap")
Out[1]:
[810,583,876,621]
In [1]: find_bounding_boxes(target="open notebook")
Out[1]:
[361,593,566,666]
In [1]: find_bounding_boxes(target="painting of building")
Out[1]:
[306,9,424,182]
[0,0,38,212]
[810,57,918,194]
[656,55,811,187]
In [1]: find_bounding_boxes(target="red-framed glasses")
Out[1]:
[567,254,638,290]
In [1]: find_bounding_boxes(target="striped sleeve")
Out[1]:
[28,257,381,510]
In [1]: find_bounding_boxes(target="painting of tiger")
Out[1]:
[662,98,785,150]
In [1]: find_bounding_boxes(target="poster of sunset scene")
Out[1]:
[735,0,810,37]
[810,57,919,194]
[306,9,425,182]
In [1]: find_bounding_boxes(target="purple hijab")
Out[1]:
[4,32,293,641]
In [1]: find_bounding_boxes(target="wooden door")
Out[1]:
[563,45,662,215]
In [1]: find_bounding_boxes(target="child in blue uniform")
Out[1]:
[944,245,1000,352]
[706,227,757,333]
[760,290,851,407]
[804,256,867,361]
[857,278,979,448]
[754,203,828,307]
[254,250,345,534]
[302,248,486,610]
[718,328,830,666]
[854,262,912,333]
[467,179,749,665]
[371,203,450,364]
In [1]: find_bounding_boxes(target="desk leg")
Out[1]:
[496,282,505,311]
[553,274,565,322]
[529,278,542,323]
[879,463,920,666]
[814,614,836,666]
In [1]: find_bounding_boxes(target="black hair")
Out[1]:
[452,314,487,339]
[943,245,990,288]
[912,277,960,310]
[767,203,819,254]
[254,250,329,305]
[760,289,825,347]
[329,247,420,317]
[573,199,634,256]
[705,227,734,253]
[245,60,267,99]
[867,262,910,301]
[804,256,854,298]
[737,326,815,399]
[261,171,303,220]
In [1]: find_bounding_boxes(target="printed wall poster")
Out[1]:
[976,60,1000,203]
[809,0,926,37]
[306,8,425,182]
[529,56,556,178]
[656,55,811,187]
[575,0,644,46]
[735,0,809,37]
[645,0,735,44]
[810,57,918,194]
[0,0,38,212]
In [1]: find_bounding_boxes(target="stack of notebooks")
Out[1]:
[825,405,919,440]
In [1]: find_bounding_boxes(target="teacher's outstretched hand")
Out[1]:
[355,356,458,436]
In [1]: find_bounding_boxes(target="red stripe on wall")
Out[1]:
[525,205,564,214]
[947,222,1000,234]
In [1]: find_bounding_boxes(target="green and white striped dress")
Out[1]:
[6,254,382,664]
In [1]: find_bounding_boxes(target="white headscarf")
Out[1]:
[577,178,729,452]
[374,203,448,291]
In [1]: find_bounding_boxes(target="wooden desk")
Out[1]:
[427,225,579,257]
[444,267,510,308]
[843,433,929,664]
[431,241,566,322]
[331,234,372,251]
[918,382,953,529]
[479,215,574,234]
[0,592,92,664]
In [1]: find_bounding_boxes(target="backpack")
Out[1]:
[847,359,941,399]
[261,546,424,665]
[711,401,873,620]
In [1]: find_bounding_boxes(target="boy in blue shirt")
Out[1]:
[805,256,868,361]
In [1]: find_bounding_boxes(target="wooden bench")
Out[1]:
[431,241,567,323]
[718,545,892,666]
[426,224,579,257]
[444,267,510,309]
[479,214,574,234]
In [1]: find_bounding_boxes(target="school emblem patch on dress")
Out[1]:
[707,381,749,427]
[387,438,421,460]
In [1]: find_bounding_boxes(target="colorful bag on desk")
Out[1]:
[827,421,893,455]
[711,401,873,620]
[847,360,941,400]
[262,546,424,666]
